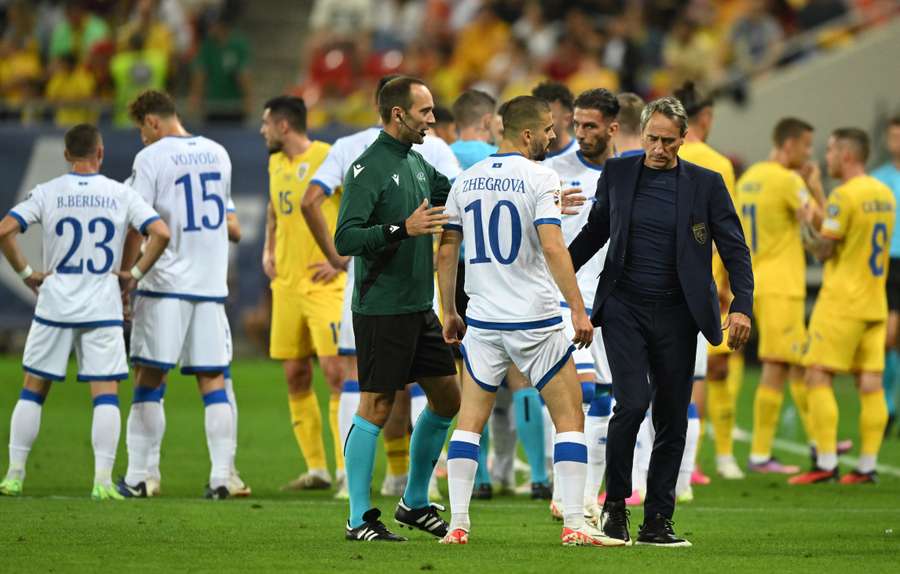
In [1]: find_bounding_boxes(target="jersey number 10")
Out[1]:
[176,171,224,232]
[464,199,522,265]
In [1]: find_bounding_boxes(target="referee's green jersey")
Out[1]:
[335,130,451,315]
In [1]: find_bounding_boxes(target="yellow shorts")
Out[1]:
[708,338,731,357]
[755,295,807,364]
[270,288,343,360]
[803,304,885,373]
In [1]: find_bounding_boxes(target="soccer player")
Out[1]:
[431,105,457,146]
[543,88,619,524]
[792,128,895,484]
[0,124,170,499]
[614,92,646,157]
[674,82,743,480]
[533,81,578,159]
[335,76,460,542]
[301,75,461,499]
[259,95,345,491]
[438,95,617,546]
[450,89,498,169]
[740,118,824,473]
[116,90,236,499]
[873,115,900,435]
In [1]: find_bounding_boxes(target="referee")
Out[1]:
[335,76,459,542]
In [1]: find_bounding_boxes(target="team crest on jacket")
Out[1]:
[692,222,708,245]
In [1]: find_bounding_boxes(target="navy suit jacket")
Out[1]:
[568,154,754,346]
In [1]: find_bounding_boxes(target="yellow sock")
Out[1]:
[750,385,783,460]
[727,352,745,399]
[329,395,344,472]
[707,379,735,457]
[807,385,838,456]
[789,378,813,442]
[288,391,326,471]
[384,435,410,476]
[859,389,888,457]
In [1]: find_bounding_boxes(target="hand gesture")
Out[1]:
[723,312,751,351]
[23,271,48,295]
[309,260,342,283]
[571,310,594,349]
[405,199,448,236]
[798,161,821,188]
[560,187,586,215]
[442,312,467,345]
[262,251,277,280]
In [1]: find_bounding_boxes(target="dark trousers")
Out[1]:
[600,289,699,519]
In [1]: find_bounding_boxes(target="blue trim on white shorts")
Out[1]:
[23,365,65,381]
[9,210,28,233]
[131,356,175,371]
[459,344,497,393]
[535,344,576,392]
[466,316,562,331]
[134,290,227,303]
[34,316,123,329]
[78,372,128,382]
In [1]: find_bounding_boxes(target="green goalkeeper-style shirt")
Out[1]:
[335,130,451,316]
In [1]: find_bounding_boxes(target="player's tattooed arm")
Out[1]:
[800,221,836,261]
[262,201,277,279]
[437,229,465,345]
[0,214,48,294]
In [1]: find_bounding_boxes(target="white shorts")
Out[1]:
[460,324,575,392]
[130,294,232,374]
[693,332,708,380]
[561,309,612,384]
[23,320,128,382]
[338,269,356,355]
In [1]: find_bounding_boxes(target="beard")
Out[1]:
[580,137,609,161]
[266,139,283,154]
[530,139,548,161]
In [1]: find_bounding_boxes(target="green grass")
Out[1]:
[1,357,899,573]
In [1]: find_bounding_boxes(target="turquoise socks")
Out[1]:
[885,349,898,417]
[345,414,381,528]
[514,388,548,484]
[475,423,491,487]
[403,408,453,509]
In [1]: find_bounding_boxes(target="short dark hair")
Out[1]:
[452,89,496,129]
[673,81,712,118]
[128,90,176,124]
[433,105,454,125]
[264,96,307,133]
[616,92,645,136]
[532,81,573,112]
[64,123,101,159]
[377,76,427,123]
[573,88,620,120]
[501,95,550,137]
[375,74,402,102]
[889,115,900,128]
[773,117,814,147]
[833,127,870,163]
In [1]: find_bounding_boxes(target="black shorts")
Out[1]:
[353,309,457,393]
[889,258,900,312]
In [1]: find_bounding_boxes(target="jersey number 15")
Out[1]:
[176,171,224,232]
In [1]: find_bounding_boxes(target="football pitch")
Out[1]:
[1,356,898,573]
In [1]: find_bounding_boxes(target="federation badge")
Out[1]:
[297,162,309,181]
[692,222,708,245]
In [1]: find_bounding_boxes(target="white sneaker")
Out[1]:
[716,457,745,480]
[583,502,602,527]
[281,469,332,491]
[380,473,408,496]
[676,487,694,503]
[228,471,251,497]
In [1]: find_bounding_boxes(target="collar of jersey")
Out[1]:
[546,139,575,158]
[489,152,523,158]
[377,130,413,155]
[67,172,102,177]
[576,151,603,171]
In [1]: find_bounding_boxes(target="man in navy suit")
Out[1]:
[568,96,753,547]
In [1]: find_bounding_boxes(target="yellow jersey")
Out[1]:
[736,161,808,298]
[268,141,344,294]
[818,175,895,321]
[679,140,736,296]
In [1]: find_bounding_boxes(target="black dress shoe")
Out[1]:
[636,513,692,547]
[600,499,632,546]
[472,483,493,500]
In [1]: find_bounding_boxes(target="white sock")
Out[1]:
[224,373,238,474]
[204,394,234,489]
[676,407,700,497]
[147,398,165,481]
[338,381,360,448]
[91,397,120,487]
[410,391,427,428]
[6,395,43,481]
[817,452,838,471]
[542,405,554,477]
[584,414,608,508]
[125,397,164,485]
[857,454,877,474]
[447,430,480,532]
[554,431,587,530]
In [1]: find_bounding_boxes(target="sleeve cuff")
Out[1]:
[443,223,463,232]
[139,215,161,235]
[310,178,333,197]
[8,211,28,233]
[534,218,561,227]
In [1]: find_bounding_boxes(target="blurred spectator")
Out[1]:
[662,16,720,91]
[304,0,373,75]
[728,0,785,76]
[451,4,511,85]
[45,53,96,126]
[190,9,252,124]
[511,1,560,63]
[49,1,110,63]
[110,33,167,126]
[0,1,43,117]
[431,105,457,145]
[117,0,174,60]
[373,0,426,51]
[796,0,850,30]
[603,15,643,94]
[567,47,620,96]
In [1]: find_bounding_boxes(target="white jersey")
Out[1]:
[9,173,159,325]
[545,138,579,160]
[542,150,607,311]
[310,127,462,197]
[127,135,232,300]
[445,153,563,327]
